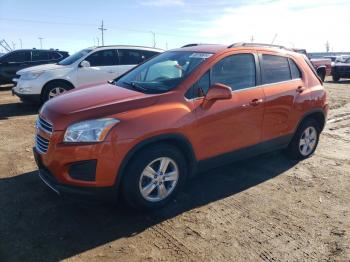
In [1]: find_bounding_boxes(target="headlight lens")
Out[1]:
[64,118,119,143]
[21,71,44,80]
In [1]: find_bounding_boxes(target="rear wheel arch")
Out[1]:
[295,110,326,133]
[115,134,197,190]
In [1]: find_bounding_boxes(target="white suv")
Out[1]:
[12,45,163,103]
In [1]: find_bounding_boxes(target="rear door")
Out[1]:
[259,53,304,141]
[0,50,31,81]
[76,49,119,87]
[191,52,265,160]
[31,50,51,66]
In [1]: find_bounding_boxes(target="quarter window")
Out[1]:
[262,54,291,84]
[211,54,256,90]
[187,71,210,99]
[289,59,302,79]
[85,50,117,66]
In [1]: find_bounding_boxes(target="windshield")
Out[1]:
[115,51,213,93]
[58,48,92,66]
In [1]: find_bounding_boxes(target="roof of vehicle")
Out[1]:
[92,45,164,52]
[3,49,68,53]
[174,43,300,57]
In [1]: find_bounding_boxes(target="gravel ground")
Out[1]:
[0,78,349,262]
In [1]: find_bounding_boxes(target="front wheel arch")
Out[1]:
[41,79,75,102]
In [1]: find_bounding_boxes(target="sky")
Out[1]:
[0,0,349,54]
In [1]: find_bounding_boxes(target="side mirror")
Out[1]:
[202,83,232,109]
[80,60,90,68]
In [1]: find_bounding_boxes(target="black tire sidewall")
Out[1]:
[287,119,320,160]
[122,144,187,210]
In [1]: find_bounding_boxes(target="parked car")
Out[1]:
[293,48,331,81]
[34,43,328,209]
[0,49,68,85]
[331,57,350,81]
[12,45,163,103]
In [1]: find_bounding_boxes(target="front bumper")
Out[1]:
[34,148,115,199]
[12,88,41,103]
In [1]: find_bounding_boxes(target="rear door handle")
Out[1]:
[249,98,263,106]
[296,86,305,93]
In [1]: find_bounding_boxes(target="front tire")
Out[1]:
[122,144,187,210]
[42,81,72,103]
[286,119,320,160]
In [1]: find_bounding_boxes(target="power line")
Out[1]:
[0,17,202,39]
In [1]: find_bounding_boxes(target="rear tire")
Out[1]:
[42,81,72,103]
[122,144,187,210]
[332,74,340,82]
[285,119,320,160]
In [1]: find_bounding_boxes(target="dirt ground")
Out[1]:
[0,78,349,262]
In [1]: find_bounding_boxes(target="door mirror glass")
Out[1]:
[202,83,232,109]
[80,60,90,68]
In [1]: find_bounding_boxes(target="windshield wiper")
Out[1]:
[121,81,147,92]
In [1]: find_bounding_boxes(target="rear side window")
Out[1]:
[141,51,159,60]
[32,50,50,61]
[3,51,30,62]
[118,49,145,65]
[85,50,117,66]
[289,59,302,79]
[262,55,291,84]
[211,54,256,90]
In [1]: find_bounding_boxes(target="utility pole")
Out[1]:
[38,37,43,49]
[98,20,107,46]
[150,31,156,48]
[325,41,330,52]
[166,41,168,50]
[19,38,22,48]
[96,37,100,46]
[11,41,16,50]
[251,35,254,43]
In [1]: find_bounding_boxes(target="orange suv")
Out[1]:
[34,43,328,209]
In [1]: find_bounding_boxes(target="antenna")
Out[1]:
[271,33,278,44]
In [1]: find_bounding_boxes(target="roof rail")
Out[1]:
[228,42,291,50]
[181,43,218,48]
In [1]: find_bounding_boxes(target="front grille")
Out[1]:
[37,116,53,134]
[35,134,50,154]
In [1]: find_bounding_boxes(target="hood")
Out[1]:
[40,83,159,130]
[17,63,68,74]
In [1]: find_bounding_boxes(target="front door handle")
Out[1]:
[296,86,305,93]
[249,98,263,106]
[107,71,116,74]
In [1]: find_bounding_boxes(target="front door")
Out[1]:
[191,53,265,160]
[76,49,119,87]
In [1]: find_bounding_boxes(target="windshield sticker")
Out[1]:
[189,53,213,59]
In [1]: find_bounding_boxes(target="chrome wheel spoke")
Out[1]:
[143,166,157,179]
[163,171,177,182]
[159,158,170,173]
[158,183,168,198]
[299,139,306,146]
[141,182,156,196]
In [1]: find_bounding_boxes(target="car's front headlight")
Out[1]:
[21,71,44,80]
[64,118,119,143]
